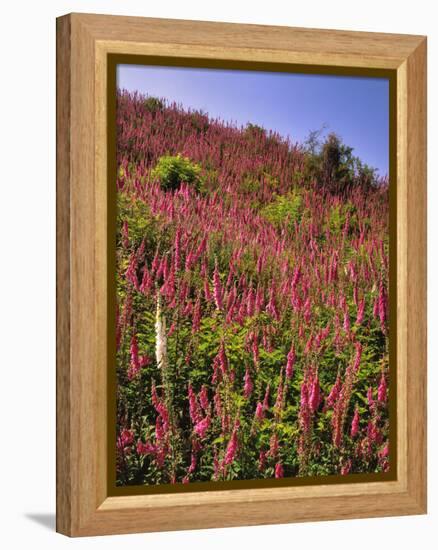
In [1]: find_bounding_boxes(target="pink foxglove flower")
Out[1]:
[353,342,363,372]
[332,412,343,448]
[258,450,267,471]
[117,429,134,450]
[367,421,379,444]
[343,309,351,334]
[255,286,264,313]
[185,249,195,271]
[378,443,389,459]
[188,452,197,474]
[188,384,202,424]
[254,402,264,422]
[299,383,312,446]
[266,288,279,321]
[291,265,301,289]
[252,336,260,367]
[341,459,352,475]
[373,296,379,318]
[155,402,170,431]
[275,462,284,478]
[194,416,210,439]
[226,285,236,312]
[243,368,253,398]
[378,279,387,333]
[167,322,176,337]
[195,235,207,261]
[199,385,209,411]
[309,375,320,412]
[304,333,313,354]
[136,440,156,455]
[203,277,212,301]
[356,297,365,325]
[269,433,279,457]
[151,249,160,274]
[303,296,312,324]
[351,405,360,438]
[326,375,342,408]
[275,374,284,411]
[218,340,228,375]
[125,253,139,290]
[173,228,181,272]
[214,389,222,417]
[247,287,255,317]
[139,264,152,295]
[224,421,240,465]
[286,344,295,379]
[121,220,129,248]
[378,372,387,403]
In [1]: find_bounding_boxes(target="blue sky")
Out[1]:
[117,64,389,176]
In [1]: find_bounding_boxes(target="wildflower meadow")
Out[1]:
[115,90,390,487]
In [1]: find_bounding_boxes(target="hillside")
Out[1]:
[115,90,390,486]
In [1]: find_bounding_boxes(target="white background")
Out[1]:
[0,1,435,547]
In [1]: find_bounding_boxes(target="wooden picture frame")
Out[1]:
[56,13,427,536]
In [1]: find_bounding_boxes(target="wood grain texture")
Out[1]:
[77,12,422,68]
[56,13,427,536]
[56,14,72,536]
[405,38,427,509]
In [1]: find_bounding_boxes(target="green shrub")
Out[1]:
[327,201,358,235]
[189,111,210,133]
[245,123,266,138]
[261,190,303,228]
[117,194,162,251]
[263,172,280,191]
[143,96,164,113]
[151,154,202,192]
[240,175,261,195]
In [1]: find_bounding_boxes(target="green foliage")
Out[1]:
[261,189,303,228]
[321,133,344,180]
[303,130,380,194]
[188,111,210,133]
[327,201,359,235]
[245,123,266,138]
[240,175,261,195]
[263,172,280,191]
[117,193,161,251]
[143,96,165,113]
[151,154,203,192]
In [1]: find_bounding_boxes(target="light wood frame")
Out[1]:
[56,13,427,536]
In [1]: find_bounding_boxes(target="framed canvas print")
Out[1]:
[56,13,427,536]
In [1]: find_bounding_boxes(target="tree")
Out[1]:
[304,130,379,195]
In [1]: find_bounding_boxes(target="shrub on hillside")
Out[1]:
[151,154,202,192]
[327,201,358,235]
[143,96,165,113]
[261,190,303,228]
